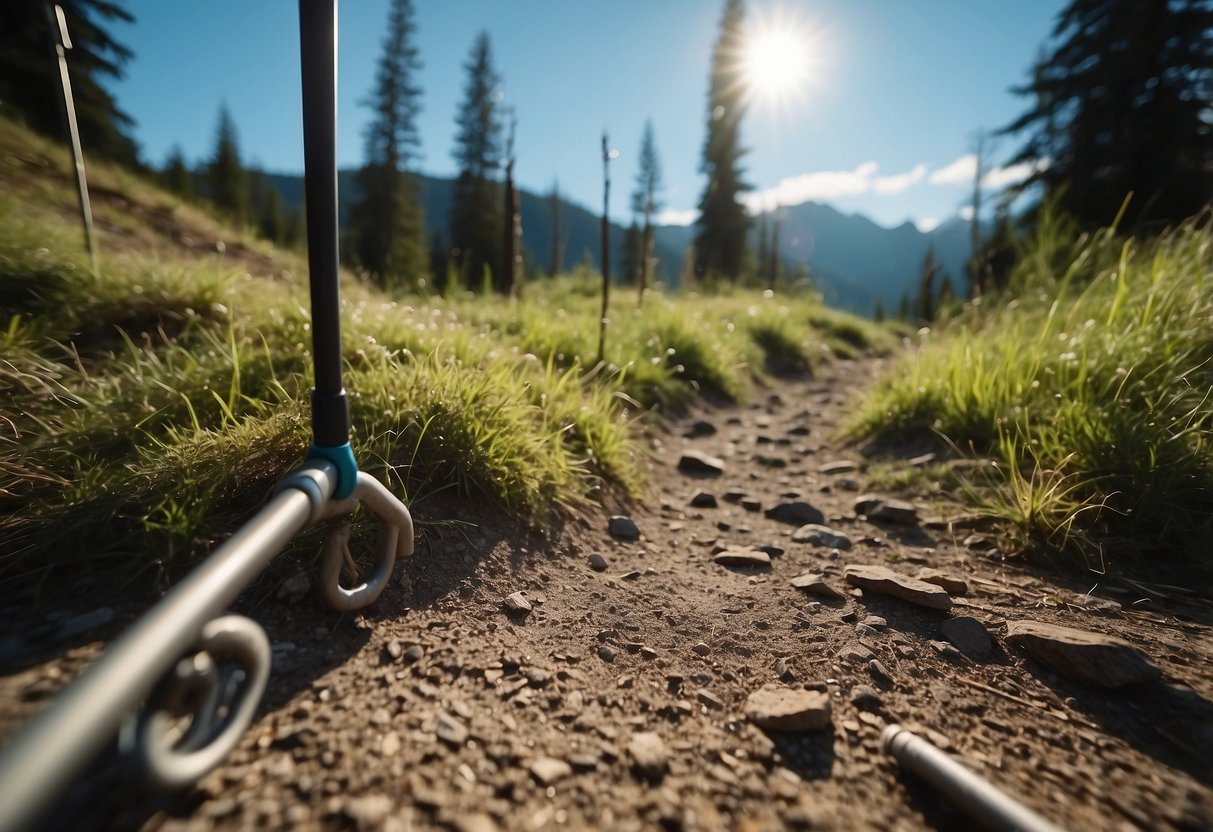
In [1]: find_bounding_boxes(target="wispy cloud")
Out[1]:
[656,208,699,226]
[873,163,928,195]
[915,217,941,233]
[982,159,1044,189]
[746,161,879,211]
[928,154,977,185]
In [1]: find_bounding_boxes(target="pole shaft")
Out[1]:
[298,0,349,447]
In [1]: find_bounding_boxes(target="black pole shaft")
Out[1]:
[298,0,349,448]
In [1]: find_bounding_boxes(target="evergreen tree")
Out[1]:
[259,186,285,244]
[208,104,247,225]
[630,120,664,300]
[547,181,565,277]
[0,0,139,165]
[349,0,427,289]
[620,220,643,287]
[1001,0,1213,229]
[695,0,751,282]
[161,144,192,198]
[449,32,503,292]
[916,246,942,324]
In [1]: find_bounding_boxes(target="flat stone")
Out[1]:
[691,641,711,656]
[844,564,952,611]
[679,450,725,476]
[854,494,919,524]
[791,524,852,550]
[597,645,616,662]
[608,515,640,540]
[529,756,572,786]
[690,491,718,508]
[941,616,993,660]
[764,501,825,526]
[588,552,609,572]
[817,460,858,474]
[695,688,725,709]
[628,732,668,781]
[503,591,532,613]
[789,573,844,600]
[745,686,832,732]
[685,420,717,437]
[1006,620,1160,688]
[850,684,883,711]
[434,713,468,746]
[869,659,893,685]
[713,547,772,568]
[917,570,969,595]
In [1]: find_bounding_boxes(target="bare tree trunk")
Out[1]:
[968,129,988,298]
[501,112,519,295]
[597,133,613,365]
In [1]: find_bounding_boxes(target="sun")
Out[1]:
[744,28,809,98]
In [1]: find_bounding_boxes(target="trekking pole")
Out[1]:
[0,3,412,829]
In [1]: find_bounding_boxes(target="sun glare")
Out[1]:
[745,29,808,97]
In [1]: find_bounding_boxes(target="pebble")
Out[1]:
[588,552,609,572]
[764,501,826,526]
[789,572,844,599]
[744,686,832,731]
[695,688,725,709]
[713,547,772,568]
[791,523,853,550]
[529,757,572,786]
[844,564,952,610]
[774,657,797,682]
[597,645,616,663]
[868,659,893,685]
[685,420,717,437]
[855,623,881,638]
[503,592,532,613]
[628,732,668,781]
[690,491,718,508]
[403,644,424,664]
[862,615,887,629]
[940,616,993,660]
[608,516,640,541]
[434,713,468,746]
[343,794,394,828]
[850,685,883,712]
[692,641,712,656]
[678,450,726,476]
[818,460,858,474]
[917,570,969,595]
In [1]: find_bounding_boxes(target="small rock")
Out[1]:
[386,640,403,660]
[695,688,725,709]
[941,616,993,660]
[343,794,394,829]
[868,660,893,685]
[628,732,668,781]
[433,713,468,746]
[855,623,881,638]
[679,451,726,476]
[765,501,826,526]
[836,477,862,491]
[844,564,952,611]
[692,642,712,657]
[741,497,763,512]
[685,420,717,438]
[529,757,572,786]
[640,646,658,660]
[713,547,772,569]
[1006,620,1160,688]
[817,460,858,474]
[862,615,887,629]
[856,496,919,524]
[690,491,718,508]
[929,640,972,664]
[745,686,832,732]
[588,552,609,572]
[402,644,425,664]
[277,572,312,605]
[608,516,640,541]
[850,685,883,712]
[774,658,797,683]
[789,573,844,600]
[597,645,616,663]
[791,523,853,550]
[380,731,402,757]
[917,570,969,595]
[503,592,533,613]
[853,494,884,515]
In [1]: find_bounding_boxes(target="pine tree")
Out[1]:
[916,246,941,324]
[161,144,192,198]
[349,0,427,289]
[1001,0,1213,229]
[449,32,503,292]
[0,0,139,165]
[547,181,565,277]
[208,104,247,225]
[260,186,285,244]
[620,221,643,287]
[631,120,664,301]
[695,0,751,282]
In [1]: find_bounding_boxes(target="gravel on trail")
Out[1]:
[2,358,1212,831]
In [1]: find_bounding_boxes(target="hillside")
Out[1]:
[261,169,977,313]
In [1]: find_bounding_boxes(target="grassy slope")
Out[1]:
[0,118,892,593]
[850,207,1213,576]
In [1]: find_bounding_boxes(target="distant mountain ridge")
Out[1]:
[266,170,976,315]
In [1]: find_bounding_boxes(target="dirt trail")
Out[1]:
[3,356,1213,831]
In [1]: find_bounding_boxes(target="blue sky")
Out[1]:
[115,0,1063,231]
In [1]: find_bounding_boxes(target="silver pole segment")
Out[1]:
[0,463,336,832]
[882,725,1066,832]
[45,2,99,276]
